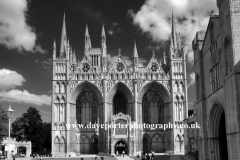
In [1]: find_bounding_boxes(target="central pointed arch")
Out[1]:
[107,82,134,103]
[137,81,170,103]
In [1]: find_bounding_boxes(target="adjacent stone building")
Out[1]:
[192,0,240,159]
[0,137,31,157]
[51,12,188,157]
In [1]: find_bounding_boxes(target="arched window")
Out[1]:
[54,137,60,153]
[175,135,181,151]
[60,137,65,153]
[152,134,164,153]
[60,82,65,93]
[92,100,98,123]
[55,82,60,93]
[76,91,98,127]
[143,100,149,124]
[80,135,89,154]
[113,93,126,114]
[142,90,164,124]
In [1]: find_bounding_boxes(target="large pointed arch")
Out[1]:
[107,82,134,103]
[137,81,170,103]
[70,81,103,103]
[208,102,228,160]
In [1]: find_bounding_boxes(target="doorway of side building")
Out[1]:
[219,112,228,160]
[115,141,127,155]
[209,104,228,160]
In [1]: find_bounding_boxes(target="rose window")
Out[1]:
[151,63,158,72]
[116,63,125,72]
[82,63,90,72]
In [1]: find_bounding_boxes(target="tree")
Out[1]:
[0,105,8,139]
[12,107,45,152]
[42,123,51,152]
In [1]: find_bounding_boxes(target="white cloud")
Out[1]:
[42,58,52,69]
[0,89,51,106]
[0,0,46,53]
[107,54,147,69]
[0,69,26,90]
[188,72,195,88]
[128,0,218,63]
[0,69,51,106]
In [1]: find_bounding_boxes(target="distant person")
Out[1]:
[146,153,150,160]
[151,151,154,160]
[137,154,140,159]
[122,150,125,157]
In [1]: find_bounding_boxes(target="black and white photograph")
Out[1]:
[0,0,239,160]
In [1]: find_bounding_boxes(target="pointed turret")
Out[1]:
[177,33,181,51]
[163,51,167,65]
[133,39,138,58]
[171,9,177,50]
[85,24,91,51]
[101,24,107,58]
[53,39,56,59]
[132,40,139,72]
[101,24,106,38]
[60,11,67,58]
[72,50,77,64]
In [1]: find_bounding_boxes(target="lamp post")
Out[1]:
[7,105,14,160]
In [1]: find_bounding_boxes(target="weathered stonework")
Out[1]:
[191,0,240,160]
[51,12,188,157]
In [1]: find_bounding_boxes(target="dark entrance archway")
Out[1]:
[92,138,98,154]
[219,112,228,160]
[115,141,127,155]
[143,137,148,153]
[209,103,228,160]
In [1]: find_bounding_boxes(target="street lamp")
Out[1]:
[7,105,14,160]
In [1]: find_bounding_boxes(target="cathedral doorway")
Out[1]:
[92,138,98,154]
[115,141,127,155]
[113,92,127,115]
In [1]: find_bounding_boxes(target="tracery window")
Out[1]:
[116,63,125,72]
[113,93,126,114]
[82,63,90,72]
[76,91,98,126]
[142,90,164,124]
[151,63,158,72]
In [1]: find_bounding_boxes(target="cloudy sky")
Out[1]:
[0,0,218,122]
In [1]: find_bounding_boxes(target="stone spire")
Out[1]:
[133,39,138,58]
[60,11,67,58]
[53,39,56,59]
[72,50,76,64]
[85,24,91,51]
[101,24,107,58]
[133,40,139,72]
[101,24,106,38]
[171,9,177,50]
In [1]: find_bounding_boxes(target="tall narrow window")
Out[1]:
[113,93,126,114]
[143,100,149,124]
[142,90,164,124]
[76,91,98,130]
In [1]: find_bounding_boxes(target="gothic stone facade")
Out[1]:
[51,13,188,157]
[192,0,240,160]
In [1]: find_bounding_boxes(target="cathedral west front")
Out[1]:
[51,12,188,157]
